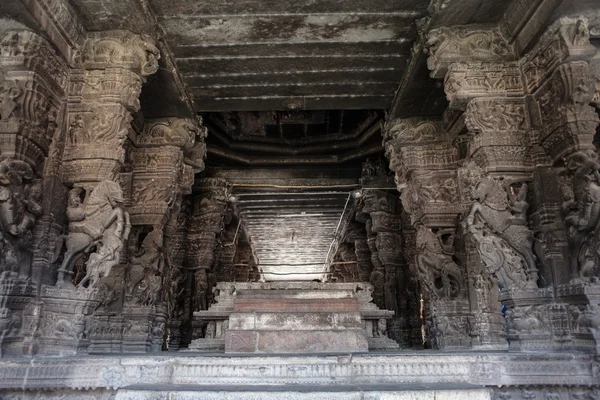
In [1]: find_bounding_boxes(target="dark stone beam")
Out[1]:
[172,41,412,59]
[196,96,391,111]
[176,56,407,75]
[207,143,383,164]
[184,68,402,87]
[191,82,397,99]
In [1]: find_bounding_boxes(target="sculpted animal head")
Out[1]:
[87,180,124,208]
[471,177,507,209]
[0,159,34,187]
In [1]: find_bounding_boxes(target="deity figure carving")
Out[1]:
[463,167,538,291]
[194,269,208,311]
[129,226,164,306]
[54,180,131,288]
[561,151,600,282]
[167,265,185,318]
[0,72,21,122]
[416,225,464,301]
[0,159,40,280]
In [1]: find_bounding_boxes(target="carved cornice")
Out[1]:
[77,31,160,78]
[426,25,516,79]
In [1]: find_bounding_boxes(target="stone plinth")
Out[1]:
[192,282,398,352]
[224,285,369,353]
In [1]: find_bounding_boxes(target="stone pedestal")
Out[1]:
[34,286,100,356]
[226,293,368,353]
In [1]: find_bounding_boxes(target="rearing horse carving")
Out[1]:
[464,177,537,289]
[53,180,131,288]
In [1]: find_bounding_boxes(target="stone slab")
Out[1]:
[0,353,597,390]
[228,312,363,331]
[225,329,369,353]
[233,298,359,313]
[115,388,492,400]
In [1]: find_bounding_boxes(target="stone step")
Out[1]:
[225,329,369,353]
[229,311,363,331]
[115,385,492,400]
[236,289,354,299]
[233,297,359,312]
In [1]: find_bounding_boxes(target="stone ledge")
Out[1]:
[114,386,492,400]
[233,298,359,313]
[0,353,597,391]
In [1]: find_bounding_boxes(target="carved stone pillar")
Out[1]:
[0,27,69,357]
[383,118,471,350]
[518,17,600,352]
[62,31,159,186]
[359,189,408,346]
[181,178,228,345]
[425,17,600,352]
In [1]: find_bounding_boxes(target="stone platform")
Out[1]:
[0,352,597,399]
[226,290,369,353]
[191,282,399,352]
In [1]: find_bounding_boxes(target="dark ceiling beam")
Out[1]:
[206,111,380,145]
[172,41,412,58]
[207,126,381,156]
[195,95,391,111]
[207,143,383,165]
[184,68,402,87]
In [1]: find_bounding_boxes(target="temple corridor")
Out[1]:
[0,0,599,398]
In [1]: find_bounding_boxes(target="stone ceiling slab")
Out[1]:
[147,0,429,111]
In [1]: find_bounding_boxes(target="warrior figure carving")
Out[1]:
[53,180,131,288]
[464,174,538,291]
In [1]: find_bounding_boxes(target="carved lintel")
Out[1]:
[426,25,515,79]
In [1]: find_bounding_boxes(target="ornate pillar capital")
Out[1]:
[129,117,207,226]
[464,97,533,174]
[521,17,597,95]
[383,117,458,189]
[425,25,515,79]
[0,28,68,174]
[77,31,160,78]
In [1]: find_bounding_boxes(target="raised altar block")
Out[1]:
[190,282,399,353]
